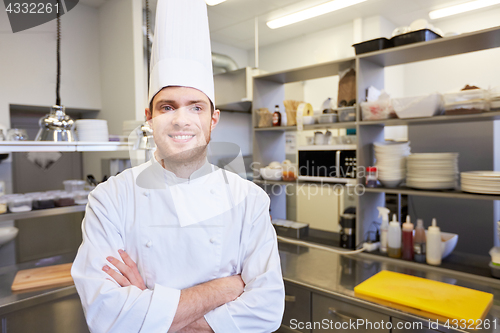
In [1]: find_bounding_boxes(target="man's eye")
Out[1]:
[161,106,174,111]
[192,106,202,112]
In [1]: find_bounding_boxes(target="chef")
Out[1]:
[70,0,285,332]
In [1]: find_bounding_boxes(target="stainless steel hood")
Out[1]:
[214,67,253,113]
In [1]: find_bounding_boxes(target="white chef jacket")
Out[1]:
[71,155,285,333]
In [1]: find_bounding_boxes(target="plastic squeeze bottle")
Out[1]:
[387,214,401,258]
[377,207,390,253]
[401,216,414,261]
[413,219,426,263]
[426,218,442,266]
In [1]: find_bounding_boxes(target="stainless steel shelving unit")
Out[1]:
[252,25,500,246]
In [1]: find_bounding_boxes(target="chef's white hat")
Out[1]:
[149,0,214,107]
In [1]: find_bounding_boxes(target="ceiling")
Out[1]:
[79,0,497,50]
[206,0,484,49]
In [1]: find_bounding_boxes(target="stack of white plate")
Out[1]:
[461,171,500,194]
[75,120,109,142]
[374,141,411,188]
[406,153,459,190]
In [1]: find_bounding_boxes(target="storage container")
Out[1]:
[338,106,356,122]
[391,29,441,47]
[443,89,488,105]
[490,262,500,279]
[55,192,75,207]
[393,93,443,119]
[8,196,32,213]
[353,37,393,55]
[361,100,395,120]
[489,86,500,111]
[32,194,56,210]
[63,180,86,192]
[256,108,272,128]
[0,197,7,214]
[444,101,488,115]
[74,191,90,205]
[489,247,500,265]
[318,114,338,124]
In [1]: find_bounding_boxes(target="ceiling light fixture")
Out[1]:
[205,0,227,6]
[267,0,367,29]
[429,0,500,19]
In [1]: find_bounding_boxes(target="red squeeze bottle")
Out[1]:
[402,216,414,261]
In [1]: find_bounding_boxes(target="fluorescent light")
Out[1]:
[429,0,500,19]
[206,0,227,6]
[267,0,367,29]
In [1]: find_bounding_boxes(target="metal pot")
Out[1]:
[35,105,76,142]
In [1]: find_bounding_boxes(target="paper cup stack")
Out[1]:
[75,120,109,142]
[406,153,459,189]
[461,171,500,195]
[374,141,410,188]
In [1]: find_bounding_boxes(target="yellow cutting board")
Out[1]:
[354,271,493,325]
[11,263,73,292]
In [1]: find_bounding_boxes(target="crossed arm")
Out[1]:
[103,250,244,332]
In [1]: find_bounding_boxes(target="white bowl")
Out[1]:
[0,227,18,247]
[260,168,282,181]
[379,179,403,188]
[422,231,458,259]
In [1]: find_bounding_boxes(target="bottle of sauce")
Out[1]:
[413,219,426,263]
[272,105,281,126]
[387,214,401,258]
[377,206,390,253]
[426,218,442,266]
[401,216,414,261]
[366,167,378,188]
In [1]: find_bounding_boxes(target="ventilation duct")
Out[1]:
[212,52,239,72]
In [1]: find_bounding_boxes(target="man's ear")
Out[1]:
[211,109,221,131]
[145,108,152,122]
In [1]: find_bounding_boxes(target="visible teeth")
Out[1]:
[172,135,193,140]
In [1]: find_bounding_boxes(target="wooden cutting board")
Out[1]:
[354,271,493,326]
[11,263,73,291]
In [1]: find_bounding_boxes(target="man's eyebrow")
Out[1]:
[154,99,177,108]
[154,99,208,107]
[188,100,209,105]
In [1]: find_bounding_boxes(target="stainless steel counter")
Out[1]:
[0,253,77,317]
[279,241,500,332]
[2,245,500,332]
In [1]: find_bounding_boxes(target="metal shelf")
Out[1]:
[253,179,297,186]
[254,57,355,84]
[0,141,130,153]
[254,121,358,132]
[358,25,500,67]
[364,187,500,201]
[253,179,357,185]
[359,110,500,126]
[0,205,86,222]
[254,126,297,132]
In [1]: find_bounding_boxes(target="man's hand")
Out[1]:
[102,250,245,332]
[102,249,147,290]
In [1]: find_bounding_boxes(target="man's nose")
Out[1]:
[171,108,190,127]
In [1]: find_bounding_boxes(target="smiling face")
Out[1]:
[146,86,220,165]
